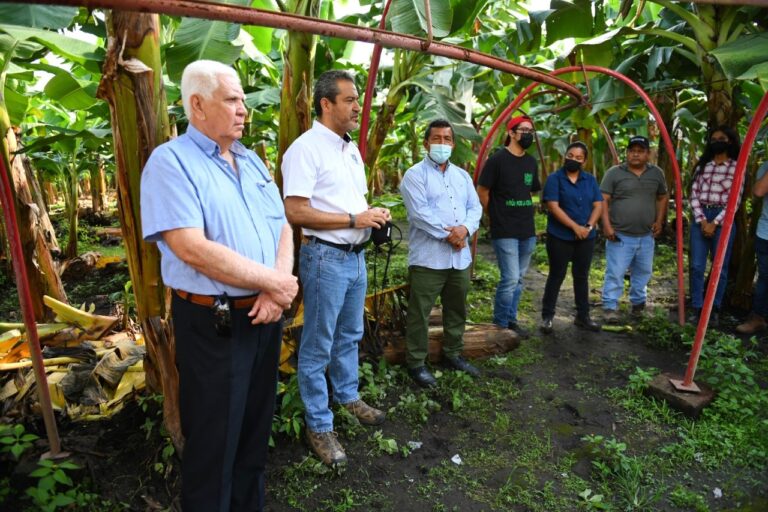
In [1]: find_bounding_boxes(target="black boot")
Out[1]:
[574,315,601,332]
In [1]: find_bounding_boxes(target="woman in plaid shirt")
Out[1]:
[688,126,743,327]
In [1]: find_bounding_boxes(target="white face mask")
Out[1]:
[429,144,453,164]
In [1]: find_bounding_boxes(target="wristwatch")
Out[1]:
[584,223,594,231]
[348,213,356,228]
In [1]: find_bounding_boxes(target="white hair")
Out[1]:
[180,60,241,118]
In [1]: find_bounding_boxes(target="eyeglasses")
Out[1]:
[710,137,728,143]
[515,128,535,134]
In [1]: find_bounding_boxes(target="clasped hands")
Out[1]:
[699,219,718,238]
[248,270,298,325]
[444,225,469,250]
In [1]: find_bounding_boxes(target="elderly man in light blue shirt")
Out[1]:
[399,119,483,387]
[141,60,297,512]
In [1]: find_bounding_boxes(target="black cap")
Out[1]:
[627,135,650,150]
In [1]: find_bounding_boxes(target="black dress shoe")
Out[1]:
[408,366,437,388]
[444,355,481,377]
[574,316,601,331]
[508,322,530,339]
[540,317,553,334]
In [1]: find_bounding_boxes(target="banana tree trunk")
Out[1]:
[365,50,426,194]
[90,156,107,213]
[730,160,759,309]
[23,156,59,254]
[1,115,66,320]
[97,11,181,450]
[276,0,319,189]
[64,165,78,258]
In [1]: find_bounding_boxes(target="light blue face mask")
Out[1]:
[429,144,453,164]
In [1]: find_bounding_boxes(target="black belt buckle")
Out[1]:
[213,293,232,337]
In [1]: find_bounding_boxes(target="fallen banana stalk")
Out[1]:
[0,357,85,371]
[0,322,72,338]
[43,295,117,339]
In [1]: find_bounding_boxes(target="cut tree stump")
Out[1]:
[382,323,520,365]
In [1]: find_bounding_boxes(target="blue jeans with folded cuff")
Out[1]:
[602,233,654,310]
[689,206,735,309]
[297,239,366,433]
[491,236,537,327]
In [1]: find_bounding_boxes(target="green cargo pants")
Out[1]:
[405,265,470,369]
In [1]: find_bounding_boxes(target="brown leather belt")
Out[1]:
[174,289,259,309]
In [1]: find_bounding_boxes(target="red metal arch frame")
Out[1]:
[472,65,687,326]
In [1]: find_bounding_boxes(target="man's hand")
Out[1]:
[444,225,469,247]
[354,207,390,229]
[573,225,590,240]
[603,225,618,241]
[652,221,663,237]
[266,271,298,309]
[248,293,283,324]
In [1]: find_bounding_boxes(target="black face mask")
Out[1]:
[563,158,582,173]
[710,141,729,155]
[519,133,534,149]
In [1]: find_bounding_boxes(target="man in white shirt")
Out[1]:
[282,70,390,466]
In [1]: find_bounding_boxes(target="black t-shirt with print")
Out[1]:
[478,148,541,239]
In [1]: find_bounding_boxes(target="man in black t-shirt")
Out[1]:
[477,115,541,337]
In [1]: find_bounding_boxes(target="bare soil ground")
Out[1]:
[2,230,767,511]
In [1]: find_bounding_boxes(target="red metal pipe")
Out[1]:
[472,65,687,325]
[359,0,394,162]
[0,151,61,456]
[680,90,768,389]
[20,0,582,100]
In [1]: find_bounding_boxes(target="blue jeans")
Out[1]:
[297,240,366,433]
[689,207,735,308]
[755,236,768,317]
[602,233,654,310]
[491,236,536,326]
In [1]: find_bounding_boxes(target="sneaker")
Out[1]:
[306,430,347,466]
[540,317,554,334]
[736,313,768,335]
[631,302,646,317]
[508,322,530,339]
[343,399,386,426]
[603,309,621,324]
[687,307,701,325]
[574,316,601,332]
[445,355,481,377]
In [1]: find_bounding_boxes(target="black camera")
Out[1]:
[370,221,393,246]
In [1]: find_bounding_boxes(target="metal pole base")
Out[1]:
[669,378,701,393]
[41,450,71,461]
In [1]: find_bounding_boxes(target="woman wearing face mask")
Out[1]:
[539,142,603,334]
[688,126,743,327]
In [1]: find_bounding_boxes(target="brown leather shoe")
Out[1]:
[306,430,347,466]
[343,399,386,426]
[736,313,768,335]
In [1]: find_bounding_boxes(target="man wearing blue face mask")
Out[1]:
[399,119,483,387]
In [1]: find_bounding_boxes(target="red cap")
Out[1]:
[506,115,532,131]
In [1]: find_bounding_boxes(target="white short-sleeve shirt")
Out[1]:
[282,120,370,244]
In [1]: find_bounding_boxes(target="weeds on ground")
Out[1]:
[582,434,664,510]
[389,390,441,425]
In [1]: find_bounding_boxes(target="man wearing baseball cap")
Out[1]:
[477,115,541,337]
[600,135,668,323]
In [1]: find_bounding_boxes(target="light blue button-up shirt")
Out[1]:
[141,124,286,296]
[399,157,482,270]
